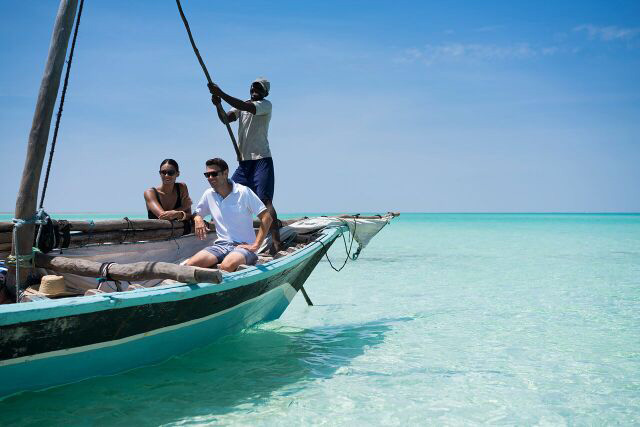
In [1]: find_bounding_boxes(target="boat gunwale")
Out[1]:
[0,225,346,324]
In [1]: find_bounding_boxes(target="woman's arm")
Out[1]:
[144,188,166,219]
[177,183,192,220]
[145,188,185,221]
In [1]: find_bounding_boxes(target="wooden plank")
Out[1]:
[65,219,190,232]
[0,227,222,252]
[0,226,193,247]
[0,219,205,247]
[0,219,192,233]
[34,252,222,284]
[67,228,190,246]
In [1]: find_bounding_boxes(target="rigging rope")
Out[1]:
[318,216,359,272]
[39,0,85,209]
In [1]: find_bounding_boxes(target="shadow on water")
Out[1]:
[0,318,400,426]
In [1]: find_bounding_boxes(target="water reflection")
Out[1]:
[0,318,401,426]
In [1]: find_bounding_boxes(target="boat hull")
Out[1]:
[0,227,342,398]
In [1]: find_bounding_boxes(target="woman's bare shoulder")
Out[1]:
[178,182,190,193]
[144,187,160,198]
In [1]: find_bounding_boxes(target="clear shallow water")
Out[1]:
[1,213,639,425]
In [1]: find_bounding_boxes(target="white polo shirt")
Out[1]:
[194,180,267,243]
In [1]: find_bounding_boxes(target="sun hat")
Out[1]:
[25,275,76,298]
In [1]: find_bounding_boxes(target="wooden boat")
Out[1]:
[0,214,396,399]
[0,1,398,399]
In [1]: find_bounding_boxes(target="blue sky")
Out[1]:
[1,1,639,213]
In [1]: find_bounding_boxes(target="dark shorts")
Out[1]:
[232,157,275,202]
[204,241,258,265]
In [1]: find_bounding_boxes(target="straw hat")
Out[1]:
[26,275,76,298]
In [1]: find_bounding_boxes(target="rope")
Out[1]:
[10,209,49,302]
[39,0,85,208]
[170,219,181,250]
[318,216,359,272]
[122,217,134,244]
[34,210,51,247]
[97,262,122,292]
[5,251,39,268]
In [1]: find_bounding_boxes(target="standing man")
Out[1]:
[208,78,282,253]
[186,158,272,272]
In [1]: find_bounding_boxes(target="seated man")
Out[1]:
[185,158,272,272]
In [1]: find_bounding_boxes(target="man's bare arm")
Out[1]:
[212,95,237,123]
[209,83,257,115]
[193,215,209,240]
[238,210,272,253]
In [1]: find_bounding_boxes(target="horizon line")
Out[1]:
[1,211,639,216]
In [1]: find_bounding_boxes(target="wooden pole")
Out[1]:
[175,0,242,162]
[9,0,79,300]
[299,287,314,306]
[35,253,222,284]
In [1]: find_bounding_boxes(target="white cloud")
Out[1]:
[574,24,640,41]
[395,43,558,65]
[396,23,640,66]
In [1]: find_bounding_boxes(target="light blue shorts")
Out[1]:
[204,240,258,265]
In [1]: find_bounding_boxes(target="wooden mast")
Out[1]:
[8,0,79,299]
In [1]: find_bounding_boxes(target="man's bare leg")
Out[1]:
[218,251,247,272]
[185,250,219,268]
[264,199,282,253]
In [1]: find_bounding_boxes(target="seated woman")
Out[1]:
[144,159,192,221]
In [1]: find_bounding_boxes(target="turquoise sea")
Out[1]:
[1,213,639,425]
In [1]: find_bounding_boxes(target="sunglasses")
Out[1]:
[203,171,223,178]
[159,170,176,176]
